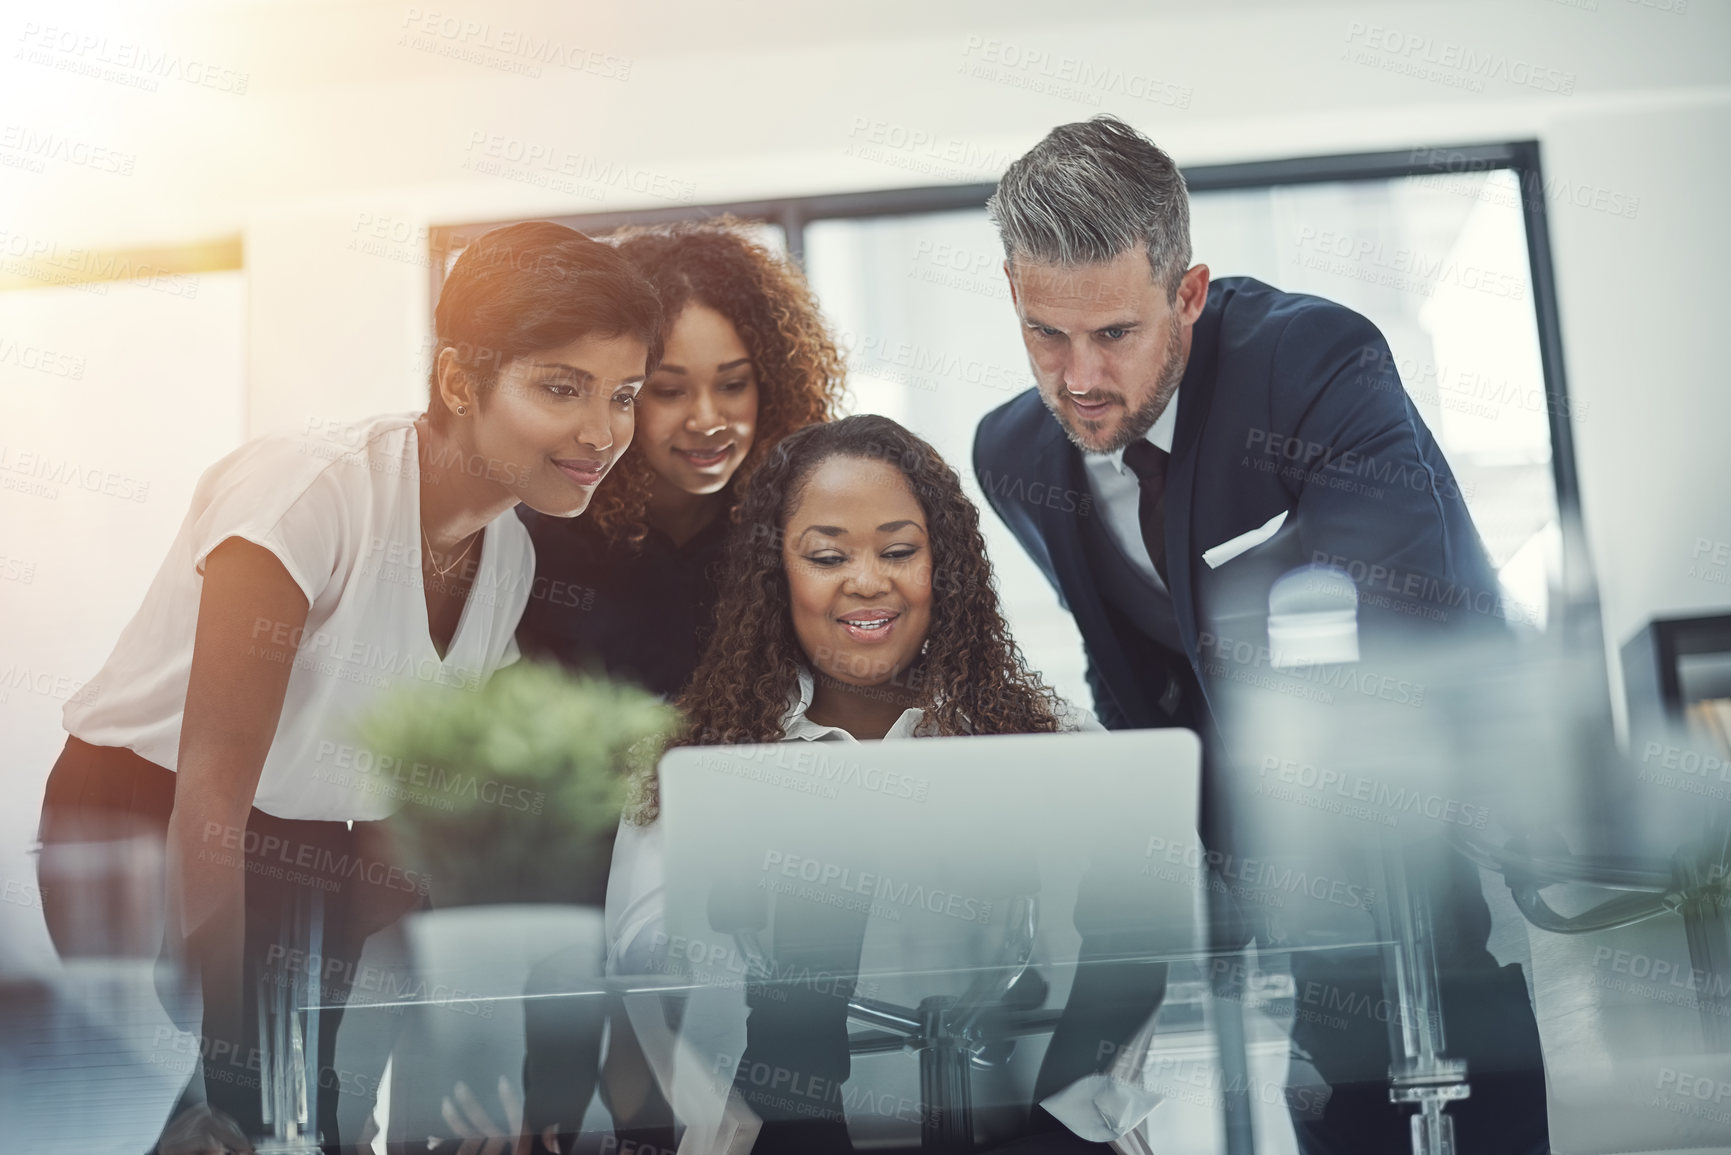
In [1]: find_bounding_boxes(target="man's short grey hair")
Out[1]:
[987,115,1192,297]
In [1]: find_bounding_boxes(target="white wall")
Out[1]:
[0,274,248,967]
[245,207,432,436]
[1544,96,1731,662]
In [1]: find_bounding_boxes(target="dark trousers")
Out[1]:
[730,894,871,1154]
[710,859,1549,1154]
[520,946,681,1155]
[1283,844,1549,1155]
[1025,829,1549,1154]
[700,783,1548,1153]
[37,737,419,1153]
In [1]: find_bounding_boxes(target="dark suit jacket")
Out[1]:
[975,280,1547,1145]
[974,276,1504,734]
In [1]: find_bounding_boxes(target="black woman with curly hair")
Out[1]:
[607,416,1100,1154]
[516,219,847,699]
[664,414,1078,757]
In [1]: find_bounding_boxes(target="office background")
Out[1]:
[1,1,1727,1148]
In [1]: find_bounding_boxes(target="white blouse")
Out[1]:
[62,412,535,822]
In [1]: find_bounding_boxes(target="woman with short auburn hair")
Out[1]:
[38,220,661,1152]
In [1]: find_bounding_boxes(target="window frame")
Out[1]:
[428,140,1591,626]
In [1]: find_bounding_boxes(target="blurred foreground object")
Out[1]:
[356,661,677,906]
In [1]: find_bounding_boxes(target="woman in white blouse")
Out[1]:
[37,221,662,1153]
[599,415,1099,1155]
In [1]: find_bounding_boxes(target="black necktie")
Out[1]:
[1122,439,1171,586]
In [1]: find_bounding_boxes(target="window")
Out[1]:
[432,143,1585,708]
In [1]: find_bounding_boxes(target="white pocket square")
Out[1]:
[1202,510,1289,569]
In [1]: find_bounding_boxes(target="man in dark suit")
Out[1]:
[973,116,1548,1153]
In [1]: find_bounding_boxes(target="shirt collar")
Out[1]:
[1096,388,1180,474]
[781,665,929,742]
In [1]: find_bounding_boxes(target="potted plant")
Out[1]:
[354,660,676,907]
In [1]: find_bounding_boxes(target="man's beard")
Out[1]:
[1048,315,1184,454]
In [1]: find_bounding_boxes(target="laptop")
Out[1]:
[642,729,1205,1149]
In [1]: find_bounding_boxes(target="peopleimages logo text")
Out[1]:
[761,850,993,924]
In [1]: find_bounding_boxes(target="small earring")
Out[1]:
[456,404,467,416]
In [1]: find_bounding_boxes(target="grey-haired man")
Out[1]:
[975,116,1548,1153]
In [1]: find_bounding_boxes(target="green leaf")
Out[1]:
[351,660,678,906]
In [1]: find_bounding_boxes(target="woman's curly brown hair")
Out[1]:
[586,218,847,547]
[626,415,1063,823]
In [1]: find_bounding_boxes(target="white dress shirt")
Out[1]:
[1081,389,1180,594]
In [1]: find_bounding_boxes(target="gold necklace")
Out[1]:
[422,525,479,579]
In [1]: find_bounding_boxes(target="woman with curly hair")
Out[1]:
[512,221,844,1155]
[607,415,1098,1154]
[516,219,846,699]
[658,413,1077,758]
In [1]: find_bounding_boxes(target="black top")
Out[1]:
[515,506,730,700]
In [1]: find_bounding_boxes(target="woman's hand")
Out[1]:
[435,1076,556,1155]
[157,1103,255,1155]
[169,538,309,1120]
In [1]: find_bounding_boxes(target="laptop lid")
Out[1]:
[656,729,1206,988]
